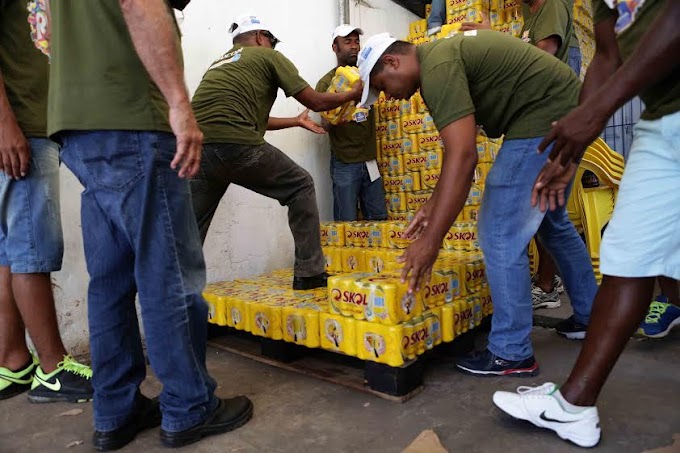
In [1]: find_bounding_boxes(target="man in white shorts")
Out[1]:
[492,0,680,448]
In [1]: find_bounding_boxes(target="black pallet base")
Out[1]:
[207,320,487,402]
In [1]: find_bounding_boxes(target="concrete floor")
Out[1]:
[2,325,679,453]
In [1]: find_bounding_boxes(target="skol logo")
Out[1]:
[425,282,449,298]
[407,155,427,165]
[352,230,369,239]
[448,0,467,9]
[375,123,388,134]
[466,269,485,282]
[389,229,404,239]
[331,288,342,301]
[382,141,403,153]
[343,291,368,306]
[402,326,429,348]
[447,11,467,24]
[424,173,440,182]
[451,231,477,241]
[409,195,429,205]
[378,160,389,171]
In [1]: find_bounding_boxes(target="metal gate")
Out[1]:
[601,97,644,160]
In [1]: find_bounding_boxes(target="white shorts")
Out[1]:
[600,110,680,280]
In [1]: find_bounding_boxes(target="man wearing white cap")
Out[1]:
[316,25,387,223]
[357,31,596,377]
[191,14,362,291]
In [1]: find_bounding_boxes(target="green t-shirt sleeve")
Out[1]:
[421,61,476,131]
[592,0,617,24]
[532,0,571,46]
[270,51,310,97]
[316,70,334,92]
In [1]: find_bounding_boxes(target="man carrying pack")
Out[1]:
[316,25,387,223]
[191,14,362,290]
[357,30,597,377]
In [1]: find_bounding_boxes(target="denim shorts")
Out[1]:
[0,138,63,273]
[600,110,680,280]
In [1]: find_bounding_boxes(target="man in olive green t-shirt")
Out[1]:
[0,0,92,405]
[315,25,387,222]
[190,14,361,290]
[493,0,680,447]
[358,31,596,376]
[48,1,252,449]
[463,0,584,311]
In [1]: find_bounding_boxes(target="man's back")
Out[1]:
[48,0,175,136]
[192,46,307,145]
[417,30,581,139]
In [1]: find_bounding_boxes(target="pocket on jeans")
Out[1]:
[80,132,145,191]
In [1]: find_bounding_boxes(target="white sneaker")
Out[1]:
[493,383,601,448]
[427,26,441,36]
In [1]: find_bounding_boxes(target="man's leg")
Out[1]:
[427,0,446,33]
[358,164,388,221]
[458,138,548,375]
[225,142,326,277]
[60,132,144,427]
[658,276,679,305]
[492,112,680,448]
[330,155,362,222]
[537,193,598,338]
[532,241,561,309]
[190,144,232,244]
[0,266,32,385]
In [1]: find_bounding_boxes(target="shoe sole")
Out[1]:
[492,396,600,448]
[635,317,680,339]
[557,330,586,340]
[533,300,562,310]
[93,413,162,451]
[456,363,540,378]
[160,402,253,448]
[27,392,92,404]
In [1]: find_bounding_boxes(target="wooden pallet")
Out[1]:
[207,322,485,403]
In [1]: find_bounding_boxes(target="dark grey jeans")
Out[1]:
[190,141,325,277]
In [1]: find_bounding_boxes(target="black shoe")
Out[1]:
[93,394,161,451]
[27,355,93,403]
[0,357,36,400]
[292,272,328,290]
[555,315,587,340]
[456,349,539,377]
[160,396,253,448]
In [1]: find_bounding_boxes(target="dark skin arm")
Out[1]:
[294,83,362,112]
[533,1,680,210]
[535,36,560,56]
[399,114,478,292]
[267,109,326,134]
[0,70,29,179]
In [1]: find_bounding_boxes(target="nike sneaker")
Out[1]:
[555,316,588,340]
[28,355,93,403]
[0,355,37,400]
[456,349,539,377]
[636,297,680,339]
[493,383,600,448]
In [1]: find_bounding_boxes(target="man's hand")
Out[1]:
[168,101,203,179]
[398,232,441,293]
[348,81,363,103]
[297,109,327,134]
[532,161,578,212]
[404,197,434,240]
[460,12,491,31]
[536,103,608,170]
[0,117,30,179]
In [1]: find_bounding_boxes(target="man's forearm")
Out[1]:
[583,0,680,116]
[119,0,189,108]
[267,117,298,131]
[0,71,19,128]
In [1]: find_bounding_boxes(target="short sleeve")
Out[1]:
[316,69,335,92]
[270,51,310,97]
[532,0,570,46]
[420,61,476,131]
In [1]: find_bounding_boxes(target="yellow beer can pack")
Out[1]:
[322,246,343,274]
[405,152,429,172]
[419,131,442,152]
[327,222,345,247]
[381,138,404,156]
[386,192,408,213]
[282,301,326,348]
[356,321,405,367]
[385,154,405,176]
[387,211,415,222]
[406,190,432,212]
[382,222,410,249]
[341,247,366,273]
[368,222,384,248]
[320,312,357,356]
[355,276,425,325]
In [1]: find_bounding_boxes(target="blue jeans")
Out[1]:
[59,131,218,433]
[568,46,582,77]
[478,138,597,360]
[427,0,446,29]
[0,138,63,273]
[330,155,387,221]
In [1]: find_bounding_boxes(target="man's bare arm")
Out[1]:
[0,70,29,179]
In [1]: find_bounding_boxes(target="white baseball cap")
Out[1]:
[229,14,279,42]
[357,33,397,107]
[332,24,364,42]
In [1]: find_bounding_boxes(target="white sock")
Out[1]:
[553,389,593,414]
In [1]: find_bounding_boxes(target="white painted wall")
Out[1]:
[52,0,418,353]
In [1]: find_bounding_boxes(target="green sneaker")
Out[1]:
[0,356,37,400]
[28,355,93,403]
